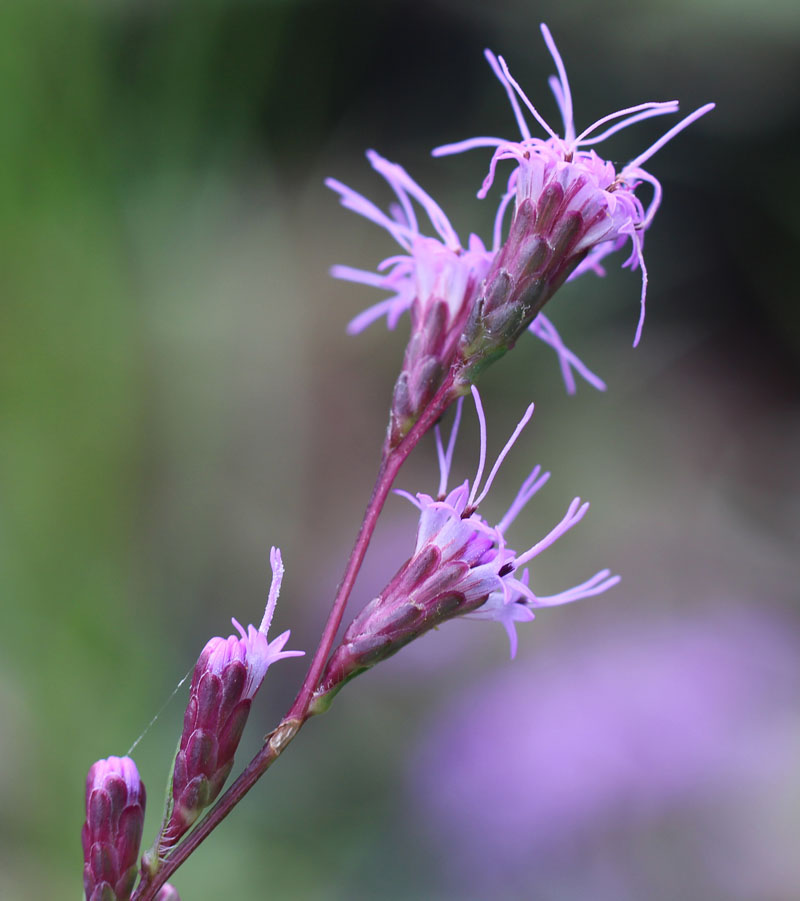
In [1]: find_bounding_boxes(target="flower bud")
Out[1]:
[159,549,303,849]
[81,756,146,901]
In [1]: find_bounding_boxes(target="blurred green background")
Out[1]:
[2,0,799,898]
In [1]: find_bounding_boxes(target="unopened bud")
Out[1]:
[81,756,146,901]
[159,549,303,849]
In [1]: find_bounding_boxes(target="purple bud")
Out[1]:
[155,884,181,901]
[160,548,303,849]
[82,756,146,901]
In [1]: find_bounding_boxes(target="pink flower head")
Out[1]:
[328,149,492,337]
[434,23,714,347]
[82,755,146,901]
[160,548,303,848]
[329,150,604,398]
[314,390,618,711]
[397,387,620,657]
[328,151,495,440]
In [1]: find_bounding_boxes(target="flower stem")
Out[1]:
[286,367,457,720]
[131,370,458,901]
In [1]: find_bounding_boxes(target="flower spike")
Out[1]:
[329,149,608,435]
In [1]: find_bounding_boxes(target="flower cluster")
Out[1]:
[78,22,713,898]
[330,25,713,405]
[82,552,302,900]
[313,388,619,710]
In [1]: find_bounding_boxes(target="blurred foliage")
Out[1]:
[1,0,798,898]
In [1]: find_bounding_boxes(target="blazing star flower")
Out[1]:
[82,756,146,901]
[312,388,618,711]
[328,151,604,445]
[158,548,303,849]
[434,23,714,355]
[328,151,493,442]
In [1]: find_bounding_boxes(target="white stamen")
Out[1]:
[259,546,284,634]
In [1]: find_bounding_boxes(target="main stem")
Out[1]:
[133,370,458,901]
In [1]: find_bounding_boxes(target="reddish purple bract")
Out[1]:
[82,756,146,901]
[159,549,303,849]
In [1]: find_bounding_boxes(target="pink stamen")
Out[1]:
[534,569,621,606]
[539,23,575,143]
[432,136,507,158]
[468,386,489,508]
[497,465,551,534]
[367,150,461,249]
[345,295,409,335]
[575,101,679,146]
[484,49,532,141]
[625,167,663,229]
[394,488,423,510]
[515,496,590,566]
[438,397,465,497]
[529,313,607,394]
[548,75,568,134]
[326,177,414,251]
[497,54,558,139]
[632,234,648,348]
[472,401,535,509]
[625,102,715,173]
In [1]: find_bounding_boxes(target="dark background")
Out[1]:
[2,1,799,898]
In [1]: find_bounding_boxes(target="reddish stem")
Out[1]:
[132,371,458,901]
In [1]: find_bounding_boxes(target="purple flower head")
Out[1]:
[160,548,303,849]
[155,885,181,901]
[328,150,491,339]
[328,151,494,442]
[313,389,618,710]
[82,755,146,901]
[435,23,714,350]
[329,151,605,409]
